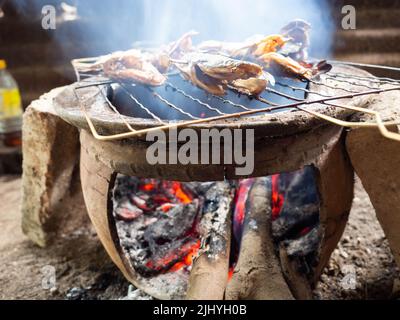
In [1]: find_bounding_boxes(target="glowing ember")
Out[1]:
[228,268,234,281]
[299,226,312,236]
[137,180,193,210]
[146,240,201,273]
[271,174,284,221]
[140,181,156,192]
[233,179,255,244]
[159,203,177,213]
[170,240,201,272]
[170,181,193,204]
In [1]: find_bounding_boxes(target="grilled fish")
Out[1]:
[176,62,226,96]
[280,19,311,61]
[102,49,166,86]
[260,52,331,80]
[230,72,275,96]
[252,34,289,57]
[185,52,263,81]
[166,30,198,58]
[198,34,288,58]
[176,52,264,95]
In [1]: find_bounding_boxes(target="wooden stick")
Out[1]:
[186,182,234,300]
[225,178,294,300]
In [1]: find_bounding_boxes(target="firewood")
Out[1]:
[186,182,234,300]
[225,178,294,300]
[279,244,313,300]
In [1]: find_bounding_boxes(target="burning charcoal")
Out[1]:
[157,203,178,213]
[272,204,319,240]
[113,176,139,202]
[271,166,320,240]
[268,167,322,280]
[185,182,216,196]
[283,227,321,260]
[131,195,150,211]
[202,181,235,214]
[144,201,199,252]
[115,200,143,221]
[232,179,254,247]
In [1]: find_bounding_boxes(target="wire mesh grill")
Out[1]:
[72,58,400,142]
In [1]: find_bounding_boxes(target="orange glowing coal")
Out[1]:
[271,174,284,221]
[170,240,201,272]
[228,268,234,281]
[140,180,156,192]
[145,240,201,273]
[233,179,255,237]
[134,179,199,273]
[159,203,176,213]
[170,181,193,204]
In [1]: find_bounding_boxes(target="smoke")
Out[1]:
[10,0,334,57]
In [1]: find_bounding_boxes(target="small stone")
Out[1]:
[66,287,87,300]
[248,219,258,231]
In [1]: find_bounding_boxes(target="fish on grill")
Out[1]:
[102,49,167,86]
[197,34,288,59]
[166,30,199,59]
[177,62,226,96]
[260,52,331,80]
[190,52,263,80]
[252,34,290,57]
[279,19,311,61]
[150,30,199,73]
[176,52,269,96]
[230,72,275,96]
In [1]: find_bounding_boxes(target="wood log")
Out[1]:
[186,182,234,300]
[279,245,313,300]
[225,178,294,300]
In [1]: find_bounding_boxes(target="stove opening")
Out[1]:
[111,165,320,298]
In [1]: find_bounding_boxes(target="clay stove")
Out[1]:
[21,61,400,300]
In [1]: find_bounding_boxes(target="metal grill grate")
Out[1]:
[71,58,400,142]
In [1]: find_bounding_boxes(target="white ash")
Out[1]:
[120,285,153,300]
[248,219,258,230]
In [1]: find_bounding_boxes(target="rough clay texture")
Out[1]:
[21,91,87,247]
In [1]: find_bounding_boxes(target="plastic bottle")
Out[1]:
[0,59,23,149]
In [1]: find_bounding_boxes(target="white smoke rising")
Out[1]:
[11,0,334,57]
[140,0,334,57]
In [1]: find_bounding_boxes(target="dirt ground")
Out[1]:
[0,174,398,300]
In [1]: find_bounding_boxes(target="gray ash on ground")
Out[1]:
[314,177,400,300]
